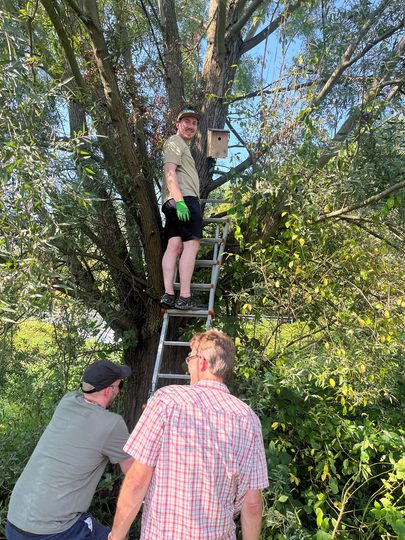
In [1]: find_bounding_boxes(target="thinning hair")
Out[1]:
[190,330,235,379]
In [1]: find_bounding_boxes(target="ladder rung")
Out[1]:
[163,341,190,346]
[158,373,190,380]
[195,259,218,267]
[173,283,214,290]
[200,238,224,245]
[166,309,212,317]
[203,217,230,224]
[200,199,229,204]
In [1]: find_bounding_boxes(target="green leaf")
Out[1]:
[316,507,324,527]
[392,518,405,536]
[315,532,332,540]
[395,457,405,479]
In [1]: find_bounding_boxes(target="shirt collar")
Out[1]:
[195,380,230,393]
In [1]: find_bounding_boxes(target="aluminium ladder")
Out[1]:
[150,209,230,396]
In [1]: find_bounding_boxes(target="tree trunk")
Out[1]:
[123,331,160,429]
[194,0,243,197]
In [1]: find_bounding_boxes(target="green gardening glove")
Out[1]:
[176,200,190,222]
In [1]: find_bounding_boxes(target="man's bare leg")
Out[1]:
[178,239,200,298]
[162,236,183,295]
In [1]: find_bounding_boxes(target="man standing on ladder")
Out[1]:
[159,108,205,311]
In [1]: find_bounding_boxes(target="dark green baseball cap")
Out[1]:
[176,108,201,122]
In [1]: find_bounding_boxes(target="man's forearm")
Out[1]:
[241,512,262,540]
[110,461,153,540]
[240,490,263,540]
[165,165,183,201]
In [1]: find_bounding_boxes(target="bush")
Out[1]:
[234,338,405,539]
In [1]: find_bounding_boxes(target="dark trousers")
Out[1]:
[6,513,110,540]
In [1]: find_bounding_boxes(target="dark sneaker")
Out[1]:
[160,293,176,309]
[174,296,206,311]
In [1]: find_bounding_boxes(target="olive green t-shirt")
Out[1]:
[7,391,130,534]
[162,134,199,202]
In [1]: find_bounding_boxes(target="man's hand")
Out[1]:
[176,200,190,221]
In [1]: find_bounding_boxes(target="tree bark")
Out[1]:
[159,0,185,122]
[123,332,160,429]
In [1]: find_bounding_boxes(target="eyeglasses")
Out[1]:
[185,354,206,365]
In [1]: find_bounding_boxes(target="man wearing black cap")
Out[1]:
[6,360,133,540]
[159,108,205,311]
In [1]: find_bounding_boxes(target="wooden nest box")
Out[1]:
[207,128,230,158]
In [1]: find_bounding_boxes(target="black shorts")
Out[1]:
[162,196,203,241]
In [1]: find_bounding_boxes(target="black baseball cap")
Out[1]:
[81,360,132,393]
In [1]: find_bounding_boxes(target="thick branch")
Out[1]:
[317,33,405,167]
[56,251,135,334]
[63,0,88,21]
[158,0,185,116]
[226,118,255,164]
[80,225,147,289]
[40,0,85,92]
[315,179,405,222]
[339,217,402,250]
[343,20,405,72]
[312,0,392,107]
[241,0,304,54]
[216,0,227,59]
[228,0,265,38]
[59,0,163,297]
[228,80,317,103]
[66,100,146,299]
[209,156,253,192]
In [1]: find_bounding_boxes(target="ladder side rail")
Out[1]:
[207,221,229,312]
[212,224,220,261]
[150,313,170,395]
[206,222,229,330]
[207,262,218,313]
[216,222,229,265]
[207,222,224,306]
[206,223,221,314]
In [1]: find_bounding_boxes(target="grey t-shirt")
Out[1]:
[7,391,130,534]
[162,134,199,202]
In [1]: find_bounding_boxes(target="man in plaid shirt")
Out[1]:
[110,330,269,540]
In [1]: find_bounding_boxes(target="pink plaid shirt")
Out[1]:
[124,380,268,540]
